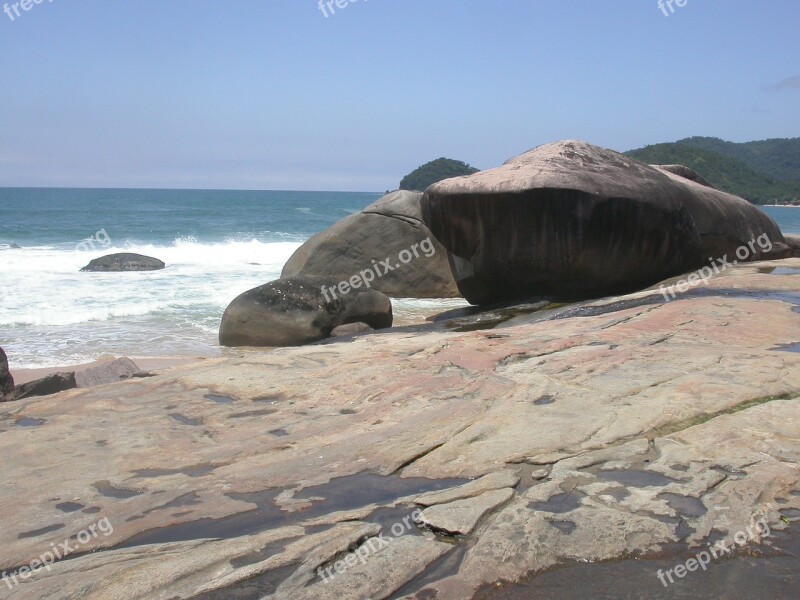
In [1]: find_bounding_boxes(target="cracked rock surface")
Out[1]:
[0,259,798,599]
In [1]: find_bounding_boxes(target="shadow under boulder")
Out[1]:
[219,276,393,347]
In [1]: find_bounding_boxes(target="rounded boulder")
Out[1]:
[219,276,393,347]
[81,253,165,272]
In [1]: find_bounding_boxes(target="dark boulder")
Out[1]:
[81,253,165,272]
[2,357,143,403]
[0,347,13,400]
[219,276,393,347]
[654,164,715,188]
[11,372,77,401]
[282,191,459,298]
[421,140,791,305]
[786,234,800,257]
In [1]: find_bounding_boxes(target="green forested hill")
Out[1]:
[676,136,800,183]
[625,139,800,205]
[400,158,479,192]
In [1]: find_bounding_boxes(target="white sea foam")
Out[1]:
[0,239,301,367]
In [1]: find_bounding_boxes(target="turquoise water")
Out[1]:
[761,206,800,235]
[0,188,376,248]
[0,190,797,368]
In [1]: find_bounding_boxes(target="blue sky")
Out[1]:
[0,0,798,191]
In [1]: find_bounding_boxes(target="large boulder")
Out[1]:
[81,253,165,272]
[421,140,792,305]
[0,347,13,400]
[281,191,460,298]
[219,276,393,347]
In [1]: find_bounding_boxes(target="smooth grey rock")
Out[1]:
[654,164,715,188]
[415,488,514,535]
[282,191,460,298]
[271,535,451,600]
[219,276,392,347]
[75,357,141,388]
[414,470,520,507]
[81,253,165,272]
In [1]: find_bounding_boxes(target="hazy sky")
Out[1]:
[1,0,798,191]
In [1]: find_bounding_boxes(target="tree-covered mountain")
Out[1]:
[625,138,800,205]
[676,136,800,183]
[400,158,479,192]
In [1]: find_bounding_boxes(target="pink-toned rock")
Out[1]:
[0,259,798,599]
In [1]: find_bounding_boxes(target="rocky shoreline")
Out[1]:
[0,258,798,599]
[2,141,799,599]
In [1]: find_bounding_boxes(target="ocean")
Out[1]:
[1,189,798,368]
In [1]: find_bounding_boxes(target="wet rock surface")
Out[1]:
[0,259,798,599]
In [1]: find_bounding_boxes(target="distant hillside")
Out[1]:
[677,136,800,183]
[625,139,800,205]
[400,158,479,192]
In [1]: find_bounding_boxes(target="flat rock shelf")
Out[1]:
[0,259,799,599]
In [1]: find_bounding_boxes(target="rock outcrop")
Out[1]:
[0,258,798,599]
[786,234,800,257]
[2,357,143,403]
[0,347,13,400]
[74,357,141,388]
[282,191,460,298]
[421,140,791,304]
[654,164,715,188]
[219,276,393,347]
[81,253,165,272]
[10,372,77,401]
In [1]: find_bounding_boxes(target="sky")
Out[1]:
[0,0,798,191]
